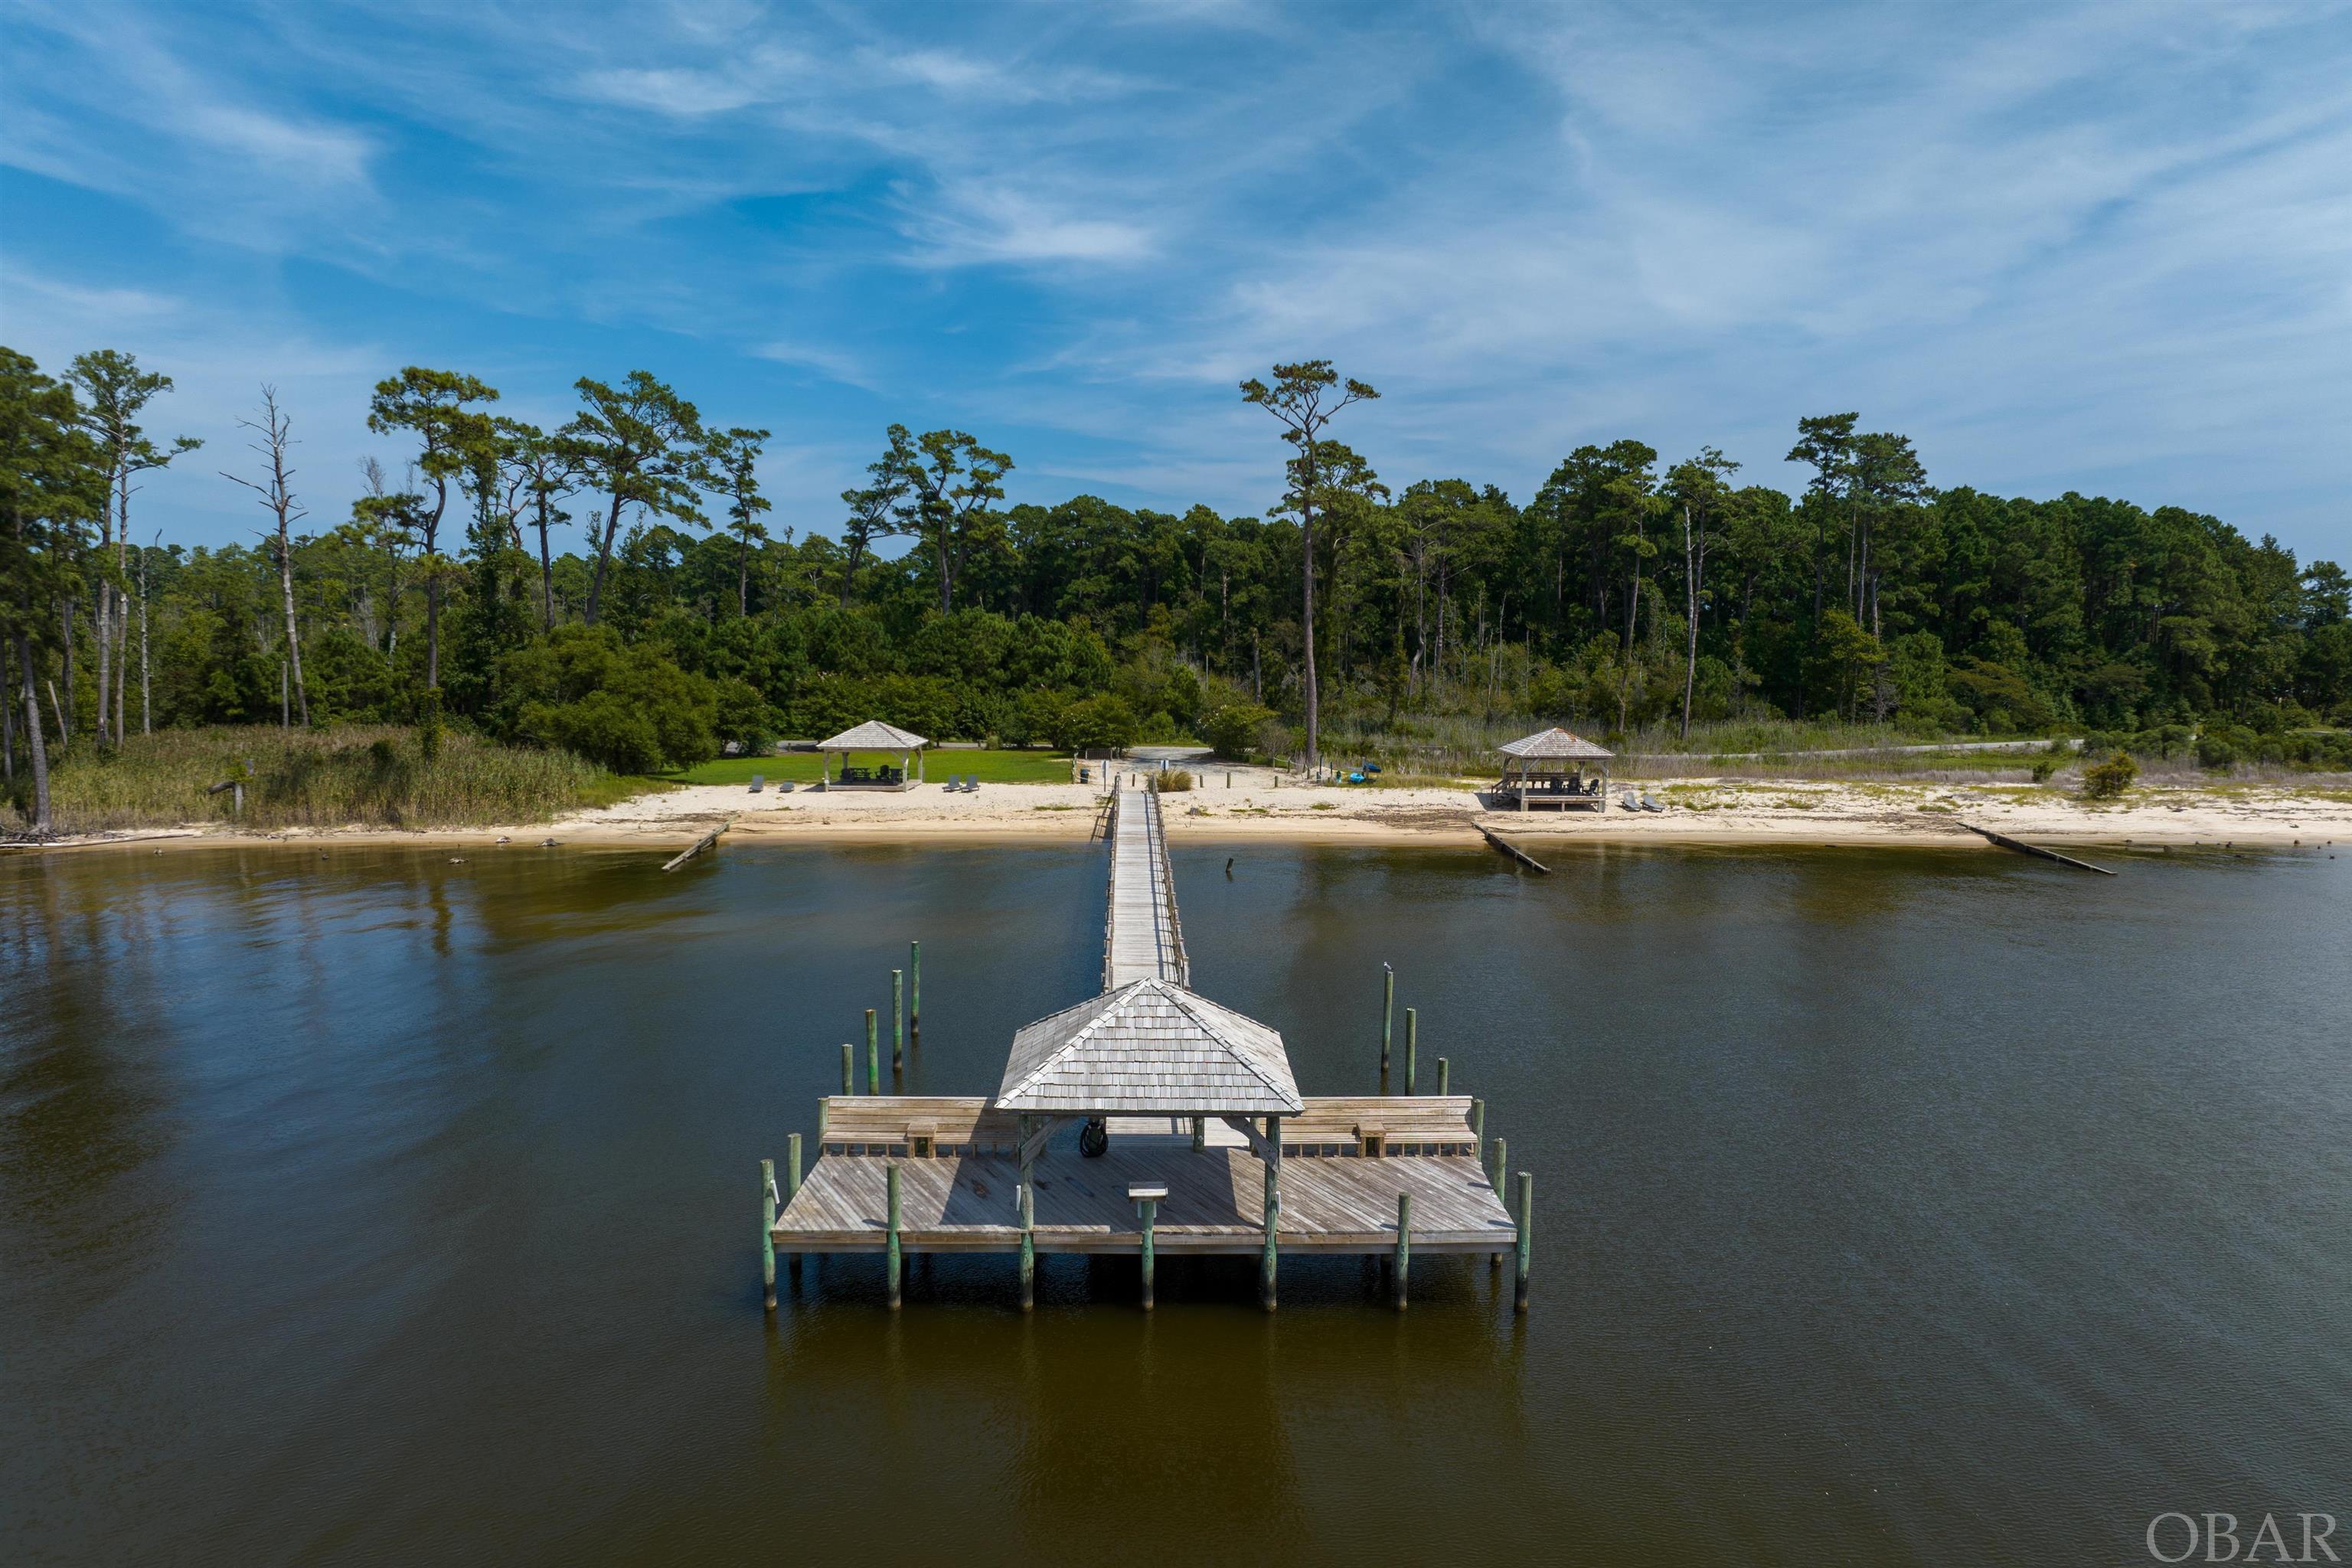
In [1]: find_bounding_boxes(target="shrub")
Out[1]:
[498,624,718,773]
[1055,694,1139,753]
[2081,750,2138,800]
[1201,702,1276,762]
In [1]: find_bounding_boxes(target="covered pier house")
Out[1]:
[1492,726,1613,811]
[815,720,926,790]
[762,783,1530,1312]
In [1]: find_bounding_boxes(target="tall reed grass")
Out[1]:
[20,726,621,835]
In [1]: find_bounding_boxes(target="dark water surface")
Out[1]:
[4,841,2347,1564]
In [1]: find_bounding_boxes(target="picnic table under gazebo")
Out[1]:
[817,721,928,790]
[1492,727,1612,811]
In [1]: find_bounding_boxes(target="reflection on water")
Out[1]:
[3,841,2347,1564]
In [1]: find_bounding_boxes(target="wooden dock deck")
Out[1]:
[775,1143,1513,1256]
[1103,784,1187,988]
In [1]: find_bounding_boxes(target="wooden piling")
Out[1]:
[886,1164,903,1310]
[865,1009,880,1094]
[1437,1056,1449,1096]
[1138,1197,1158,1310]
[1404,1008,1419,1096]
[760,1158,778,1312]
[1380,962,1394,1084]
[1259,1163,1279,1312]
[1514,1171,1533,1312]
[1394,1191,1411,1311]
[892,969,904,1072]
[1018,1177,1035,1312]
[1191,1116,1206,1152]
[784,1135,803,1279]
[909,941,921,1048]
[1491,1135,1507,1199]
[1470,1097,1485,1165]
[841,1043,854,1096]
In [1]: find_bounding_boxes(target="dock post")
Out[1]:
[909,940,921,1049]
[785,1134,803,1280]
[865,1009,880,1094]
[1490,1135,1508,1267]
[841,1043,854,1096]
[760,1159,778,1312]
[1259,1161,1280,1312]
[1394,1191,1411,1310]
[1191,1116,1205,1152]
[1380,962,1393,1086]
[1437,1056,1449,1096]
[886,1164,903,1310]
[1470,1097,1485,1165]
[1138,1197,1158,1311]
[1514,1171,1533,1312]
[1018,1177,1035,1312]
[892,969,904,1073]
[1404,1008,1418,1095]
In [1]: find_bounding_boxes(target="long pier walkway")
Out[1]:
[1103,782,1187,988]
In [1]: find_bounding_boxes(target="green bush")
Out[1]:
[2082,750,2138,800]
[1055,694,1139,753]
[498,624,717,773]
[1201,702,1276,762]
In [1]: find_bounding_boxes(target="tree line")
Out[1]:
[7,347,2349,830]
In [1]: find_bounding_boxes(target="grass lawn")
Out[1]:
[662,749,1080,786]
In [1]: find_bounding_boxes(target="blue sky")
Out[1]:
[5,0,2349,564]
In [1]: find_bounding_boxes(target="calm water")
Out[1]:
[3,839,2347,1564]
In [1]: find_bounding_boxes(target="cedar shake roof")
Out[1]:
[994,978,1303,1116]
[818,720,929,750]
[1497,727,1614,760]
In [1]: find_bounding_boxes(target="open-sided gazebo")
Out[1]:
[817,721,927,790]
[1493,726,1612,811]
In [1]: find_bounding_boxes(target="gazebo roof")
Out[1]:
[818,720,928,751]
[1497,727,1613,760]
[994,978,1303,1116]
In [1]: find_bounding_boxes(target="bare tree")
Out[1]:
[222,387,310,726]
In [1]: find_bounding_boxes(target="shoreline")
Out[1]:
[14,776,2347,855]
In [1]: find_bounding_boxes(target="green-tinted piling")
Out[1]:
[760,1158,778,1312]
[865,1009,880,1094]
[909,941,921,1048]
[1470,1097,1485,1165]
[1490,1134,1508,1266]
[1437,1056,1449,1096]
[891,969,904,1071]
[1404,1008,1419,1095]
[1018,1178,1035,1312]
[1191,1116,1206,1152]
[841,1043,854,1096]
[1260,1164,1279,1312]
[784,1134,803,1279]
[1138,1197,1158,1310]
[886,1164,903,1310]
[1394,1191,1412,1310]
[1380,963,1394,1086]
[1514,1171,1533,1312]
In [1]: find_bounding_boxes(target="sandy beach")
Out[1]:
[27,773,2350,855]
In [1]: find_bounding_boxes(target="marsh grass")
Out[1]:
[23,725,631,835]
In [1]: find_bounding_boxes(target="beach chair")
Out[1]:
[749,773,764,793]
[1640,793,1664,812]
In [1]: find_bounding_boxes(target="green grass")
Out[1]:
[662,748,1078,786]
[21,724,631,835]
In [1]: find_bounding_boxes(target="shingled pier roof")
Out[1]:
[818,720,929,751]
[993,978,1303,1116]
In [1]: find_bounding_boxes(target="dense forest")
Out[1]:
[6,348,2350,829]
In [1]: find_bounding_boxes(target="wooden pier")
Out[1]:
[766,775,1530,1311]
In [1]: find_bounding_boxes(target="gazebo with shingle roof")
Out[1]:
[1493,726,1613,811]
[817,720,928,790]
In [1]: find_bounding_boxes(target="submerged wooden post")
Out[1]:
[1514,1171,1533,1312]
[891,969,904,1073]
[865,1009,880,1094]
[1018,1175,1035,1312]
[909,940,921,1048]
[886,1163,903,1310]
[1393,1191,1412,1310]
[1380,962,1394,1086]
[1138,1197,1159,1310]
[1437,1056,1450,1096]
[1404,1008,1419,1096]
[1259,1132,1281,1312]
[841,1043,854,1096]
[760,1159,778,1312]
